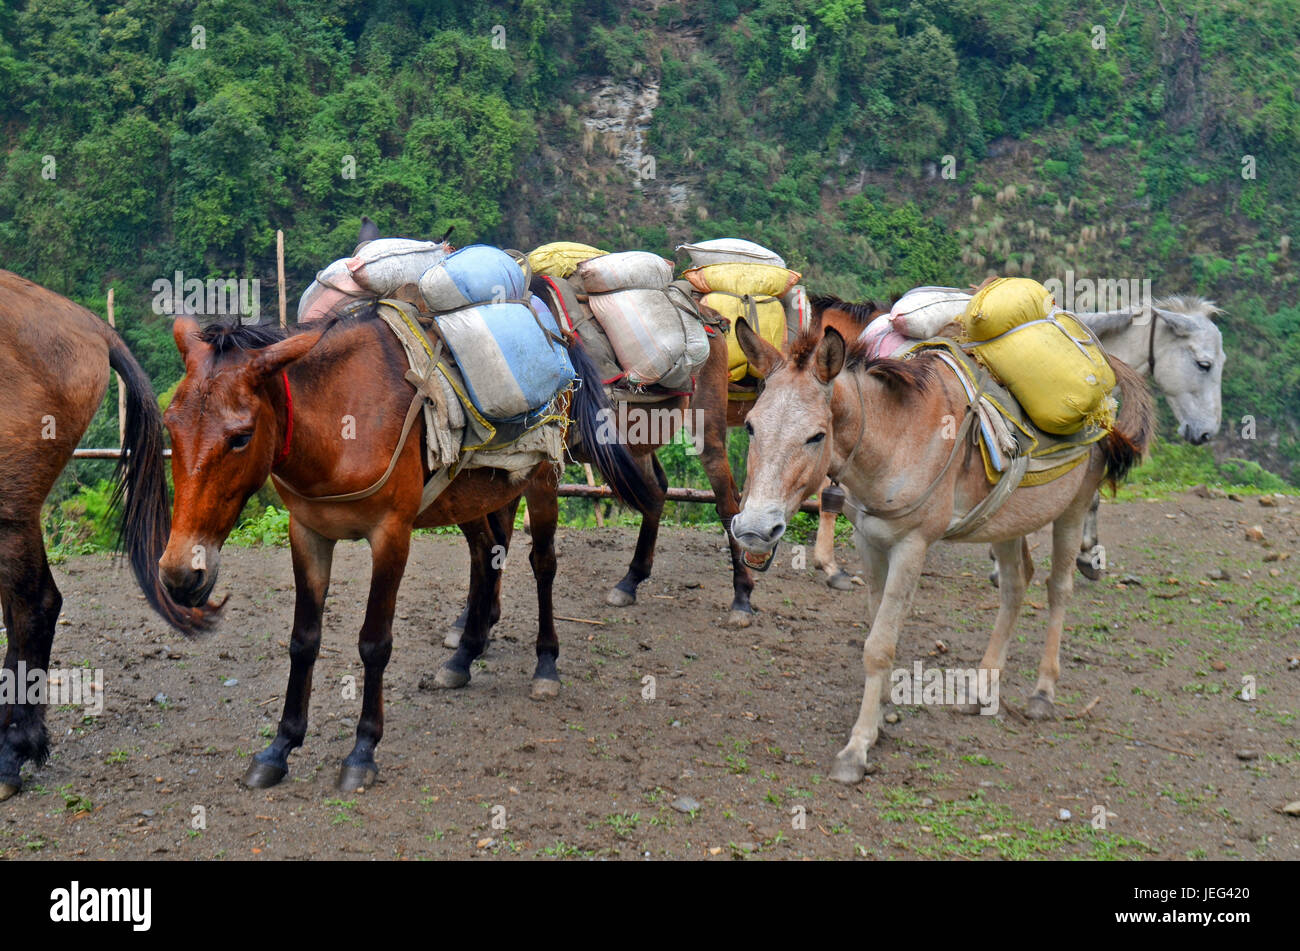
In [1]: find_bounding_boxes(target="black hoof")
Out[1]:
[242,760,288,789]
[337,763,378,792]
[825,569,857,591]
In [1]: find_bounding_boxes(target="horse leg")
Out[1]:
[813,477,858,590]
[434,517,498,689]
[1028,509,1086,720]
[831,534,927,784]
[443,502,520,649]
[851,525,888,624]
[244,519,335,789]
[607,454,666,607]
[696,420,755,628]
[958,537,1030,716]
[1075,491,1105,580]
[0,519,61,801]
[338,521,410,791]
[524,483,561,699]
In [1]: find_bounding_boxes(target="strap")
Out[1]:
[941,452,1030,540]
[272,389,426,504]
[275,371,293,467]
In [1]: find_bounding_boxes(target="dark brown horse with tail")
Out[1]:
[0,271,210,800]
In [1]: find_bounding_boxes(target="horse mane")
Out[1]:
[1153,295,1223,320]
[785,325,936,399]
[809,294,882,327]
[197,300,381,363]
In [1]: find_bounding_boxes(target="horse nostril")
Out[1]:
[1196,432,1211,445]
[767,521,786,542]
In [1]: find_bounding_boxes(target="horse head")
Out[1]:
[159,315,326,607]
[729,315,844,563]
[1148,297,1224,445]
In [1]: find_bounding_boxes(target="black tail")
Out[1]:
[1100,355,1155,491]
[566,338,659,515]
[107,333,217,635]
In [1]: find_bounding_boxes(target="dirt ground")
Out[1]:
[4,493,1298,861]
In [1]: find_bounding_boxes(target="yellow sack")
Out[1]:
[527,242,608,278]
[683,263,799,297]
[701,291,787,382]
[973,312,1117,435]
[964,277,1055,341]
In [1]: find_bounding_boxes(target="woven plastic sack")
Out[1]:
[298,258,369,322]
[681,262,800,297]
[972,311,1116,435]
[575,252,674,294]
[963,277,1055,342]
[346,238,449,296]
[527,242,608,278]
[419,245,527,311]
[890,286,971,338]
[700,292,787,382]
[677,238,786,268]
[587,288,708,389]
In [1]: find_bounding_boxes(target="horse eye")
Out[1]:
[806,432,826,445]
[1196,360,1212,371]
[229,431,253,451]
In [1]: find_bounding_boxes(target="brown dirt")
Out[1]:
[5,494,1299,860]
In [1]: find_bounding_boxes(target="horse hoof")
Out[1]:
[530,678,561,701]
[727,609,754,629]
[336,764,377,792]
[1076,545,1105,580]
[606,587,635,607]
[829,755,868,785]
[442,627,462,650]
[0,780,20,802]
[241,761,287,790]
[988,569,1000,588]
[825,569,857,591]
[434,665,470,689]
[1026,694,1056,720]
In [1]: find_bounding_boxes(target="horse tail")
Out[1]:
[105,329,217,635]
[566,337,659,515]
[1100,355,1155,491]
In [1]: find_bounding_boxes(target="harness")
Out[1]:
[824,355,1030,540]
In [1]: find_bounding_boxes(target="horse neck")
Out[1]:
[1094,314,1157,376]
[273,319,404,487]
[829,363,961,507]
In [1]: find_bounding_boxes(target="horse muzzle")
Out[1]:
[730,504,788,563]
[159,562,219,608]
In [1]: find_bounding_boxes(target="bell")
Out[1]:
[820,483,846,515]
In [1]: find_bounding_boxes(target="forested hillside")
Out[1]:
[2,0,1298,490]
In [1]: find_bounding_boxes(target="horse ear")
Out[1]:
[814,327,846,384]
[356,215,380,250]
[1153,307,1198,337]
[735,317,783,377]
[249,328,327,381]
[172,315,208,367]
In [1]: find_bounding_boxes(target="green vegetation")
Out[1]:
[3,0,1296,546]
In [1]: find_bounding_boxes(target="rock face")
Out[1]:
[578,78,660,186]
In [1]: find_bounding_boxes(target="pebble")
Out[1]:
[1207,568,1229,581]
[1211,661,1228,672]
[1057,808,1072,821]
[1245,525,1265,542]
[884,712,900,724]
[152,693,168,705]
[1283,802,1300,817]
[1118,574,1143,586]
[1259,495,1278,507]
[1235,750,1259,761]
[671,796,700,814]
[223,678,238,687]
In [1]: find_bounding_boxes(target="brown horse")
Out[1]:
[444,292,890,646]
[159,305,653,791]
[729,315,1153,783]
[0,271,208,800]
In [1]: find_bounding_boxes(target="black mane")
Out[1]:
[197,299,380,362]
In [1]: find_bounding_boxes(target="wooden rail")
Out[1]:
[71,449,823,514]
